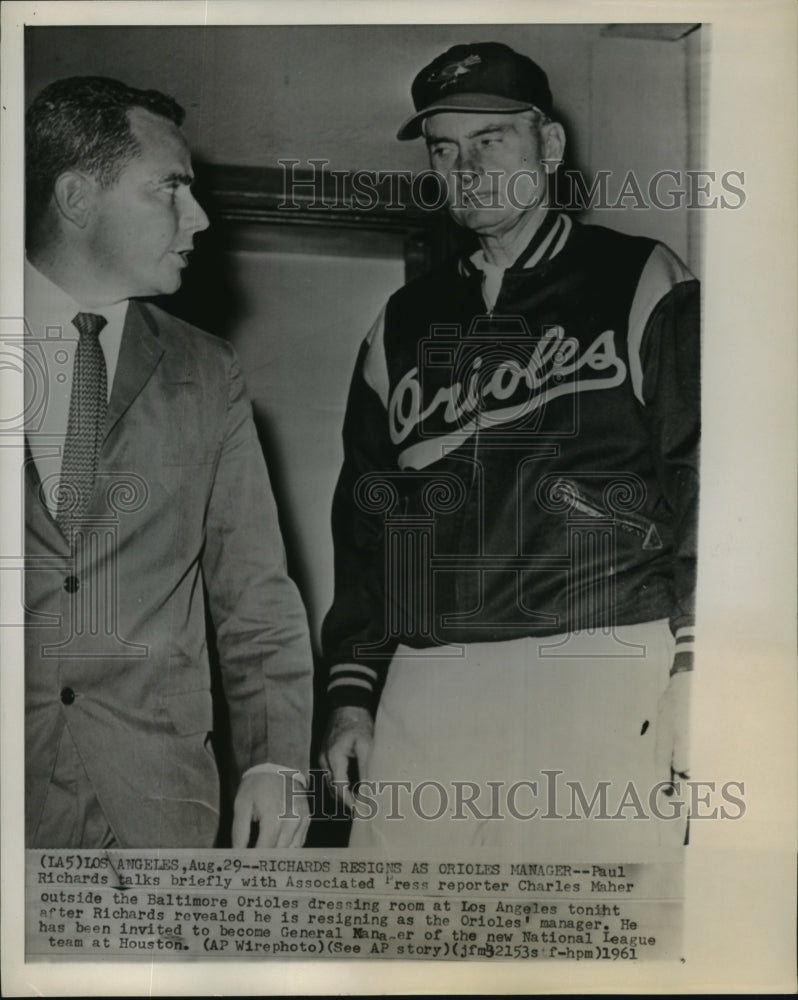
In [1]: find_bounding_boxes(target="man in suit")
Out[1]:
[24,76,313,849]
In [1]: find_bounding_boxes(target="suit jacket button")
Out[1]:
[63,575,79,593]
[60,687,75,705]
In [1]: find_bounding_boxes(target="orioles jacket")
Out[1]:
[322,212,699,713]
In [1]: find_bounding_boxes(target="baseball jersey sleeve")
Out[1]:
[628,243,700,674]
[321,308,398,713]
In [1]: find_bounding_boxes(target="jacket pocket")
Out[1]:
[557,478,663,551]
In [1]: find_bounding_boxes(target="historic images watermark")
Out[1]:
[277,159,746,213]
[281,769,746,824]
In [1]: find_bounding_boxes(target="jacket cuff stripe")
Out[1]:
[329,663,379,680]
[328,677,374,692]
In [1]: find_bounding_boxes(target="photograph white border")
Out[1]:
[1,1,796,994]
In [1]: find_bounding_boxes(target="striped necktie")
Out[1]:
[56,311,108,538]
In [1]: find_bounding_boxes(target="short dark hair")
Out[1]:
[25,76,185,240]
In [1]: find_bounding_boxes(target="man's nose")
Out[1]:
[182,192,210,233]
[457,146,484,177]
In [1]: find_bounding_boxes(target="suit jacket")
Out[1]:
[25,299,313,847]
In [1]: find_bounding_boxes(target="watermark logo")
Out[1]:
[278,159,747,213]
[280,769,747,823]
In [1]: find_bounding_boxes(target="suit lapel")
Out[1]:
[104,300,165,441]
[24,438,70,550]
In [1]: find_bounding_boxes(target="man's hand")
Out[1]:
[654,671,691,786]
[231,770,309,848]
[319,706,374,810]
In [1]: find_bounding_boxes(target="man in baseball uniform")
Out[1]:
[320,43,697,855]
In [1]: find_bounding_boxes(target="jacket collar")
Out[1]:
[459,210,573,279]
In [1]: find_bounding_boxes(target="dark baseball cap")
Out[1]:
[397,42,553,141]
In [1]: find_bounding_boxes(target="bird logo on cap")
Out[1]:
[427,54,481,90]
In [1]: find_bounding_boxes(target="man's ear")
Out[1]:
[541,121,566,169]
[52,170,96,229]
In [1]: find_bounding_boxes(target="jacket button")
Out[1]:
[60,687,75,705]
[63,575,79,593]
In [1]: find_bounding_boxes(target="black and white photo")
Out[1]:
[1,2,795,996]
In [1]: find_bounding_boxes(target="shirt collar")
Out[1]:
[24,258,129,339]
